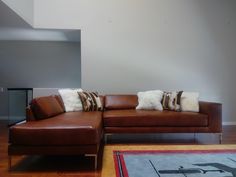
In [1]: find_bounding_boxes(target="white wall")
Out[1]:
[7,0,236,123]
[34,0,82,29]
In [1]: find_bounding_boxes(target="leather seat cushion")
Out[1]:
[9,112,102,146]
[103,110,208,127]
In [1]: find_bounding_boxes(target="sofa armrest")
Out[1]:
[199,101,222,133]
[26,107,36,121]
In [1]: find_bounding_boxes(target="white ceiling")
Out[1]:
[0,1,80,42]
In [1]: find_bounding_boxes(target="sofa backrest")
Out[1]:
[27,95,105,121]
[30,95,65,120]
[54,95,65,111]
[105,95,138,110]
[26,106,36,121]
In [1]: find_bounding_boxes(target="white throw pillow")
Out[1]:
[136,90,163,111]
[58,88,83,112]
[181,92,199,112]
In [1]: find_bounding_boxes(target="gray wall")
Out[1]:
[0,41,81,117]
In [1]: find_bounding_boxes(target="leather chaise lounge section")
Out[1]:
[8,94,222,170]
[8,95,103,170]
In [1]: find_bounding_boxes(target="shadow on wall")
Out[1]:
[0,1,31,28]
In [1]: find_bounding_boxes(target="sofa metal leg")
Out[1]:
[8,156,11,171]
[104,134,112,144]
[194,133,196,143]
[94,155,98,170]
[104,134,107,144]
[85,154,98,170]
[218,133,223,144]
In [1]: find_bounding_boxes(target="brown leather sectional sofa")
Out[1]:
[8,94,222,170]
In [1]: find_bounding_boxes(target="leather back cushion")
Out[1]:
[105,95,138,110]
[31,95,65,120]
[54,95,65,111]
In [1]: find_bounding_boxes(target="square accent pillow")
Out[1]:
[162,91,183,111]
[58,88,83,112]
[78,91,103,111]
[181,92,199,112]
[136,90,163,111]
[30,95,64,120]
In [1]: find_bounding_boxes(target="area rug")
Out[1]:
[101,145,236,177]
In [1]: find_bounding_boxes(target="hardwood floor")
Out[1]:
[1,120,236,177]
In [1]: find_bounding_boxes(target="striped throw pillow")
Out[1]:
[162,91,183,111]
[78,91,102,111]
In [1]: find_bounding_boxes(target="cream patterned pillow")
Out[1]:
[58,88,83,112]
[162,91,183,111]
[181,92,199,112]
[78,91,102,111]
[136,90,163,111]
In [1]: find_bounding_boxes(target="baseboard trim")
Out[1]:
[223,122,236,125]
[0,116,8,120]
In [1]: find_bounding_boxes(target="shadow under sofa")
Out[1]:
[8,94,222,170]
